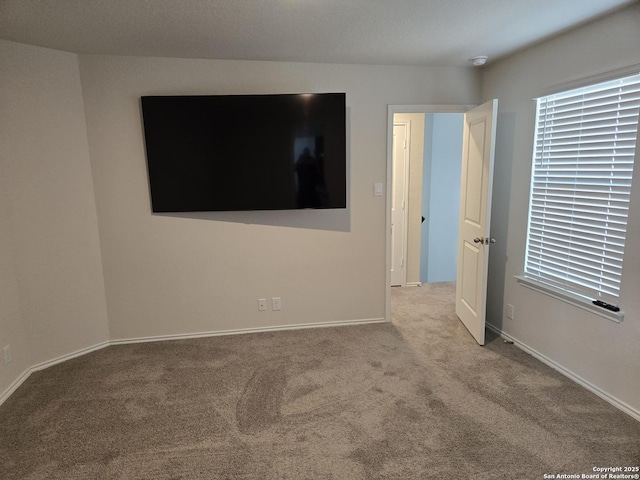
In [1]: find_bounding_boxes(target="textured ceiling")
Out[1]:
[0,0,635,67]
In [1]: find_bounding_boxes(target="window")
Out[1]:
[522,73,640,315]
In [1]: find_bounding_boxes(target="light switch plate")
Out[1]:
[272,297,282,311]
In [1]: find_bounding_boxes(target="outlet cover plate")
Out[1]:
[506,304,514,320]
[258,299,267,311]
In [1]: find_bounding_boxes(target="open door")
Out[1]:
[455,100,498,345]
[391,122,409,286]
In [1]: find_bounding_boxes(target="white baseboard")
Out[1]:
[110,318,388,345]
[29,341,111,372]
[0,319,387,406]
[0,340,110,407]
[6,320,635,423]
[0,368,32,407]
[486,323,640,422]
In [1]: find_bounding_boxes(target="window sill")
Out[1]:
[515,275,624,323]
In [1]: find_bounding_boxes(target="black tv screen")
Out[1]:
[141,93,347,212]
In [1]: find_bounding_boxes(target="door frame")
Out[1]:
[385,104,476,321]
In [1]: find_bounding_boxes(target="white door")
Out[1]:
[455,100,498,345]
[391,123,409,286]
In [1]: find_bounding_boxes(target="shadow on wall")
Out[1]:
[155,208,351,232]
[486,112,516,330]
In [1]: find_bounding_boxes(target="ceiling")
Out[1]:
[0,0,635,67]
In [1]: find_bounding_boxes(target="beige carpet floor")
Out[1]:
[1,282,638,479]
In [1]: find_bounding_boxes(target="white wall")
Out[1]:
[483,3,640,415]
[0,164,29,397]
[0,40,110,396]
[78,56,479,340]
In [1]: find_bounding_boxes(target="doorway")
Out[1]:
[390,113,464,286]
[385,105,474,321]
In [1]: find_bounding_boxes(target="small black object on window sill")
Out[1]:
[592,300,620,312]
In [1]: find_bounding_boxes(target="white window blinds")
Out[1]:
[525,73,640,303]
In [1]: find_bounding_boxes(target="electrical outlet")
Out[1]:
[258,299,267,311]
[506,304,514,320]
[3,345,12,365]
[272,297,282,311]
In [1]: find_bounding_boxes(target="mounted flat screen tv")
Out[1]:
[141,93,347,212]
